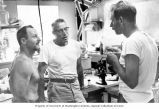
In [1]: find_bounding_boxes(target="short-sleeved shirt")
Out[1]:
[38,39,82,78]
[119,31,158,102]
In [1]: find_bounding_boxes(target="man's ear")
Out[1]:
[21,37,27,45]
[119,16,123,24]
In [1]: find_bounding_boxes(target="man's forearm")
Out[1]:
[78,70,84,89]
[38,77,45,101]
[113,61,138,89]
[112,61,129,85]
[38,63,47,102]
[107,53,139,89]
[113,62,126,80]
[77,57,84,89]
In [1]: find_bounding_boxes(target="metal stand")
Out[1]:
[96,57,107,85]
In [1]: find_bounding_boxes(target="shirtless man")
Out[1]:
[9,25,41,103]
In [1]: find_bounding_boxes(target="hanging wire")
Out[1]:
[37,0,44,45]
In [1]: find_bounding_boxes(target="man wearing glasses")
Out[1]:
[38,18,86,103]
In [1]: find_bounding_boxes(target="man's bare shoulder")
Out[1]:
[12,54,33,75]
[15,55,30,65]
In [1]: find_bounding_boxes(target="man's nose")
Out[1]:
[63,30,68,36]
[37,36,41,42]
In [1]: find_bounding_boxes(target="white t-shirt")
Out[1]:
[119,31,158,102]
[38,39,82,78]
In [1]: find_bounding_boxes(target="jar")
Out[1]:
[0,5,9,26]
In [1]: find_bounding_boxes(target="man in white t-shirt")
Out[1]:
[37,18,86,103]
[106,1,158,102]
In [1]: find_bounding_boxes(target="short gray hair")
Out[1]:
[51,18,66,33]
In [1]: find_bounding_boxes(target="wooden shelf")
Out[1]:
[84,20,104,31]
[0,25,19,29]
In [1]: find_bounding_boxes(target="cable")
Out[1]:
[37,0,44,45]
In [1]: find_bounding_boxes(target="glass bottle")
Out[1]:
[0,3,9,26]
[100,41,103,55]
[88,79,91,86]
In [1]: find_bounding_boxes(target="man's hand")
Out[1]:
[106,53,119,66]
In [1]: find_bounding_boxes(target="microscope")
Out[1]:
[96,56,118,85]
[96,57,107,85]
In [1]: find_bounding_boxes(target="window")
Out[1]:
[17,5,58,44]
[0,5,59,62]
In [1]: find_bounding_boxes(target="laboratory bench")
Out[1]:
[0,61,12,69]
[0,61,12,103]
[81,52,119,103]
[82,74,119,103]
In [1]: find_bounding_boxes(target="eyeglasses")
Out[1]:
[55,27,69,33]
